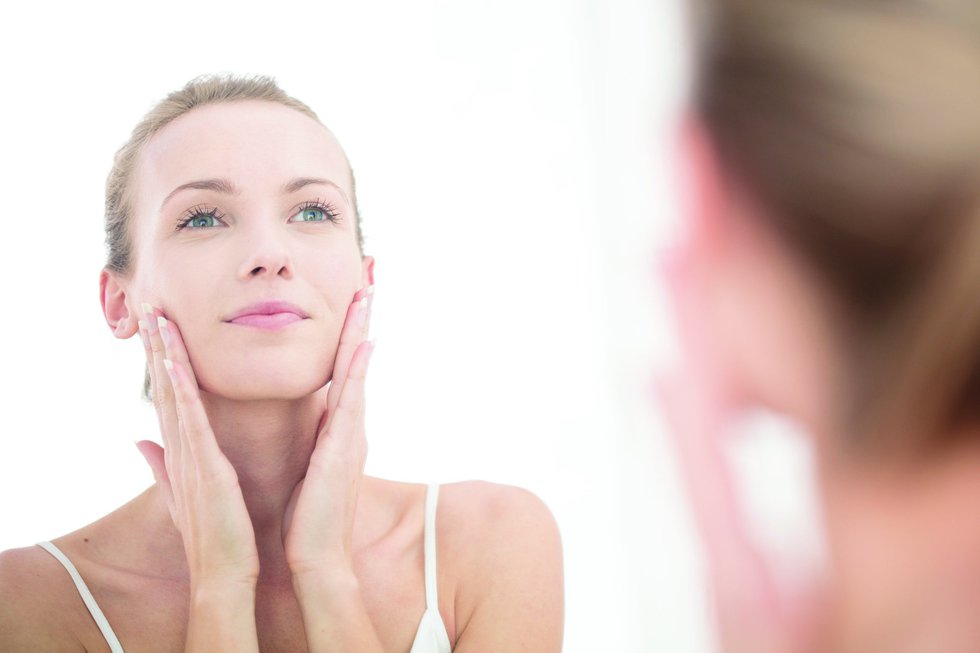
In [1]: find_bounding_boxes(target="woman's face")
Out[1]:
[120,100,371,400]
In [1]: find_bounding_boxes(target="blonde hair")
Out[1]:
[104,73,363,277]
[693,0,980,453]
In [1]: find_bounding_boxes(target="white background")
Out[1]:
[0,1,801,650]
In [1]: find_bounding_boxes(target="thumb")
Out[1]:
[134,439,176,520]
[134,439,166,481]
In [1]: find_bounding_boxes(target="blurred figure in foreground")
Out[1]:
[660,1,980,651]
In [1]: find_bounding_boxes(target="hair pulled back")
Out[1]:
[693,0,980,452]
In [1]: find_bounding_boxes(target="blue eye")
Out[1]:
[292,207,328,223]
[187,215,218,228]
[290,201,339,223]
[176,206,224,230]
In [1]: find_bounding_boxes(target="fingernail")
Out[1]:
[163,358,176,384]
[142,304,158,334]
[157,316,170,345]
[357,296,369,326]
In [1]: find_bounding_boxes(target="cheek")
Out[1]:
[157,264,222,327]
[307,248,365,310]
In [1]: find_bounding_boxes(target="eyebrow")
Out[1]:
[282,177,344,196]
[160,178,240,211]
[160,176,347,211]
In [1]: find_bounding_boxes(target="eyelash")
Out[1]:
[175,204,225,230]
[296,199,342,224]
[174,199,341,231]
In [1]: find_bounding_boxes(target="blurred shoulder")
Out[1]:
[0,545,86,650]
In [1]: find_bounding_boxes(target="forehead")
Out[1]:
[134,101,352,207]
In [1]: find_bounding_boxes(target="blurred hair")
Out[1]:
[103,73,364,401]
[692,0,980,453]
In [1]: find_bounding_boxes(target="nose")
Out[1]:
[238,224,294,280]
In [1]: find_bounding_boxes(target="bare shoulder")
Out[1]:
[0,489,159,651]
[0,545,86,651]
[437,481,561,551]
[437,481,564,652]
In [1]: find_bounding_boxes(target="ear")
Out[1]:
[676,113,730,258]
[361,255,375,288]
[100,269,139,339]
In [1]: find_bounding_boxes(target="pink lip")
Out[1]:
[225,301,309,330]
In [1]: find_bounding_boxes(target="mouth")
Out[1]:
[225,301,310,330]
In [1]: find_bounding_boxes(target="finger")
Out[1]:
[655,372,744,546]
[160,356,230,477]
[157,313,230,464]
[136,318,163,448]
[326,286,373,413]
[319,340,374,454]
[155,314,203,391]
[153,312,237,489]
[654,372,784,623]
[139,305,181,471]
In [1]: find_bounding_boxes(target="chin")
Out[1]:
[192,350,335,401]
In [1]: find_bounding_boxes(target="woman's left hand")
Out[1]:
[282,286,374,578]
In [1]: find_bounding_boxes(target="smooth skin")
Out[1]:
[0,101,563,652]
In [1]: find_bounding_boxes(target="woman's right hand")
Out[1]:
[134,304,260,590]
[656,247,827,653]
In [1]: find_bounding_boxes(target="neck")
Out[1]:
[198,387,328,578]
[818,427,980,651]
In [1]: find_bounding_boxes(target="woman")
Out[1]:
[660,1,980,651]
[0,75,563,652]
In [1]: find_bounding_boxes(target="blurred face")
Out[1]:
[123,101,370,400]
[675,118,841,428]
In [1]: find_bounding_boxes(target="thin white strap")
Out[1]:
[36,541,125,653]
[423,483,440,609]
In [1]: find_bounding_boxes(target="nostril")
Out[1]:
[246,264,290,278]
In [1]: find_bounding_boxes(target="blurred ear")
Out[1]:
[361,255,375,288]
[100,269,139,339]
[676,114,730,257]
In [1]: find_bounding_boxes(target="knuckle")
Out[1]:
[153,383,173,405]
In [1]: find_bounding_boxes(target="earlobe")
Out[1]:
[100,269,138,339]
[362,256,375,287]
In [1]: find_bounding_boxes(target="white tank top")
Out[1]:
[37,483,451,653]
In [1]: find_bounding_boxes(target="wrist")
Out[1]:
[292,566,383,653]
[288,552,353,583]
[191,576,257,603]
[291,563,360,601]
[186,580,259,653]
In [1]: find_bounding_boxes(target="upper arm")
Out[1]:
[446,483,564,653]
[0,547,87,652]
